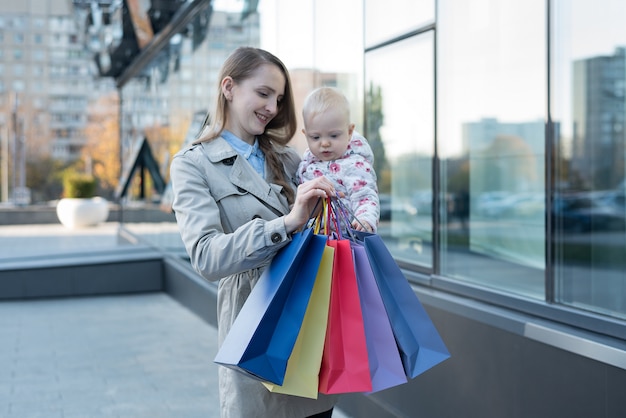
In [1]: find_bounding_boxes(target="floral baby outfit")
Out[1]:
[298,132,379,232]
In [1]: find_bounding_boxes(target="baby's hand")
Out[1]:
[351,220,373,233]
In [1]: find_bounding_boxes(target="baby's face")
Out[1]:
[303,109,353,161]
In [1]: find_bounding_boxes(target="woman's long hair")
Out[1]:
[195,47,297,204]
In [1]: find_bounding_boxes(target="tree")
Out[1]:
[26,156,65,202]
[0,92,54,204]
[81,92,121,199]
[365,81,390,193]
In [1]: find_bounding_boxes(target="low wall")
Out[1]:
[0,249,164,300]
[0,204,176,225]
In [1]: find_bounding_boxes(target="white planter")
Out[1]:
[56,197,110,229]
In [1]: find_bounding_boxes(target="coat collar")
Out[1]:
[199,137,288,215]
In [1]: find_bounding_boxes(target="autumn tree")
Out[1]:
[82,92,120,199]
[365,81,390,193]
[0,92,56,203]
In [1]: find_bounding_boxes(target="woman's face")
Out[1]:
[223,63,286,143]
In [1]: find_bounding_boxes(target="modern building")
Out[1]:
[0,0,115,166]
[572,46,625,190]
[1,1,626,418]
[114,5,261,194]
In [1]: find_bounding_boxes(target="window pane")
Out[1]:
[365,32,434,268]
[364,0,434,47]
[552,0,626,319]
[438,0,546,298]
[259,0,363,153]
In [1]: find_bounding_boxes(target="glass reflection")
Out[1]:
[365,33,434,268]
[116,0,364,254]
[553,0,626,319]
[118,3,258,252]
[364,0,434,47]
[438,1,546,298]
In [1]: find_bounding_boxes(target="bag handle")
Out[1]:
[329,197,363,243]
[308,197,331,236]
[332,196,369,232]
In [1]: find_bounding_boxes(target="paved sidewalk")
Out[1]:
[0,293,221,418]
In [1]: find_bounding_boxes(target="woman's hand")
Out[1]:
[284,177,335,234]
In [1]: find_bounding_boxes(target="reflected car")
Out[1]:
[478,192,544,217]
[553,192,626,233]
[378,193,418,221]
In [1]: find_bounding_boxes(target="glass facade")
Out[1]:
[364,0,434,46]
[0,0,624,340]
[437,1,547,299]
[359,0,623,335]
[116,0,365,252]
[365,33,435,269]
[552,0,626,319]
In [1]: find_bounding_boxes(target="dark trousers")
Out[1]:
[307,408,333,418]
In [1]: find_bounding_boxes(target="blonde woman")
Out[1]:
[170,47,338,418]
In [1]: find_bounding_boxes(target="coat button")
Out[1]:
[271,233,282,243]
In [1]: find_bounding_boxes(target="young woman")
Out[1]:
[169,47,338,418]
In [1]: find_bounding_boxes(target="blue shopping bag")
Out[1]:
[353,230,450,379]
[214,228,327,385]
[263,244,334,399]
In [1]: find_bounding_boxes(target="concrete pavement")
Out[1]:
[0,293,221,418]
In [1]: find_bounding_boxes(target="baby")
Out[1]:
[298,87,380,232]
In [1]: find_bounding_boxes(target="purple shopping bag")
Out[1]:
[353,243,407,392]
[214,228,327,385]
[353,230,450,379]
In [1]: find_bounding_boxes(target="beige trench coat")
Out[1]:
[170,137,338,418]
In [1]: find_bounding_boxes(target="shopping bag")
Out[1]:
[319,238,372,394]
[353,230,450,379]
[352,243,407,392]
[214,228,327,385]
[263,244,335,398]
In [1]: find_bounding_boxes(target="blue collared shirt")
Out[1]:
[221,130,266,178]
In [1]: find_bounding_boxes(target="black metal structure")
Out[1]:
[114,136,165,200]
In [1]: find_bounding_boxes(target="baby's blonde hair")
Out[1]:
[302,86,350,126]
